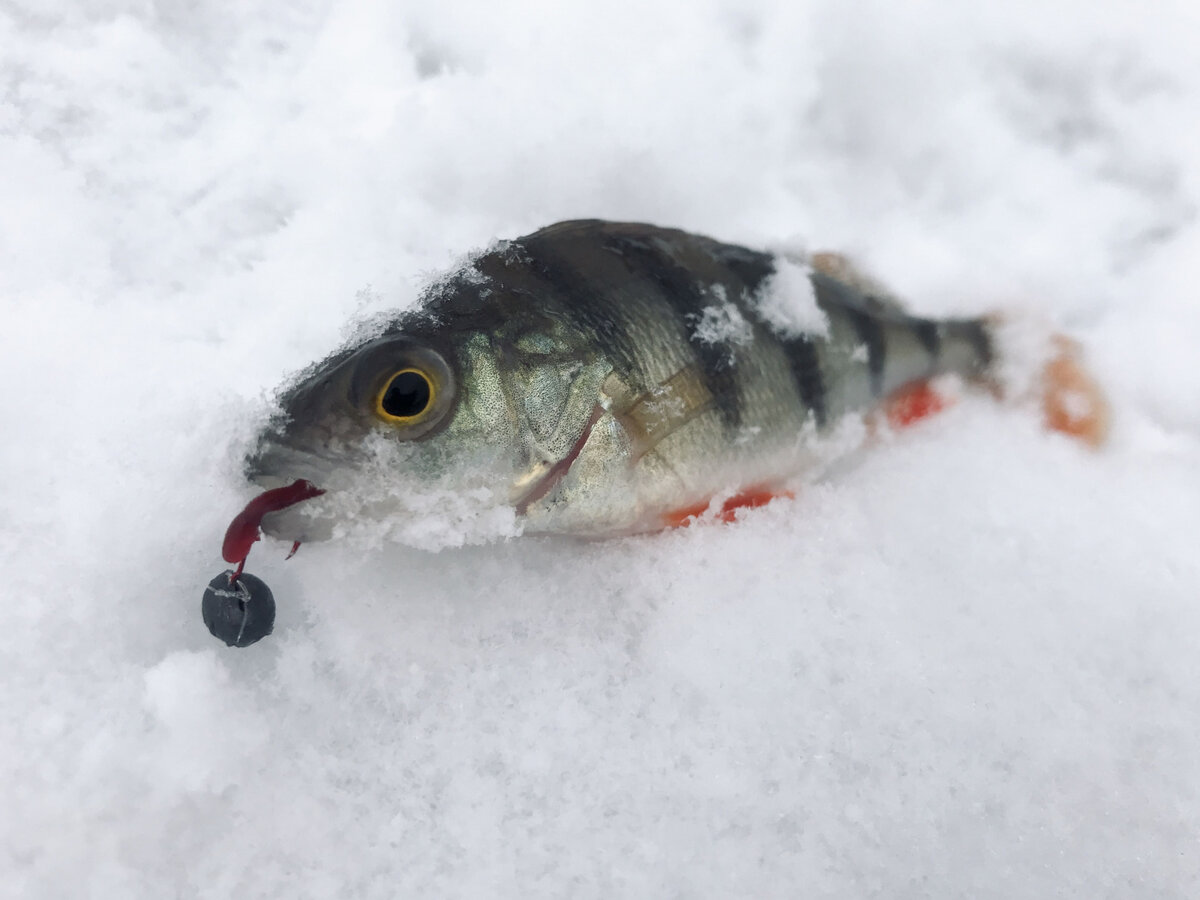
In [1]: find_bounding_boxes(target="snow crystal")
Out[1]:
[690,287,755,347]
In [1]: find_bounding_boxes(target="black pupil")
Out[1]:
[381,371,431,418]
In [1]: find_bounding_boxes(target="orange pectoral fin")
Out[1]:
[1042,336,1110,448]
[662,486,792,529]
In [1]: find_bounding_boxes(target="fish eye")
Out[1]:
[359,341,456,439]
[377,369,433,421]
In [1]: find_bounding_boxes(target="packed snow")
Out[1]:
[4,1,1199,896]
[754,256,830,339]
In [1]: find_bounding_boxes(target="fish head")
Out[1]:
[244,289,621,548]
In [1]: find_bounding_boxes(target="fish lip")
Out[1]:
[513,404,605,515]
[240,442,341,543]
[243,438,342,492]
[245,472,295,492]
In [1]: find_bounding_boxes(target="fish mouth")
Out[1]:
[244,438,340,490]
[513,404,604,515]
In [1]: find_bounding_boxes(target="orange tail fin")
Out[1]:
[1041,335,1110,448]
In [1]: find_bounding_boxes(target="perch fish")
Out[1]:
[239,219,1106,547]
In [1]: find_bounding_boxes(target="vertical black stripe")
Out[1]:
[913,319,941,360]
[705,243,776,293]
[810,271,888,397]
[843,306,886,397]
[511,239,647,390]
[601,234,744,426]
[784,336,826,428]
[960,319,993,368]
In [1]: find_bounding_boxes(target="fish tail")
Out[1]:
[879,308,1110,447]
[807,253,1108,445]
[987,315,1110,447]
[875,312,1110,447]
[1040,335,1109,447]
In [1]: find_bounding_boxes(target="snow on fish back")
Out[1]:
[242,220,1106,548]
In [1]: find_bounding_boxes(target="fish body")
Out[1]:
[247,220,1002,545]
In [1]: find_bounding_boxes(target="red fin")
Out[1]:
[884,380,948,429]
[662,486,791,529]
[1042,336,1109,447]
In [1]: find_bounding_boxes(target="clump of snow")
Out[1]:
[754,255,830,337]
[4,1,1200,897]
[257,431,526,552]
[323,478,523,553]
[690,286,755,347]
[988,310,1061,399]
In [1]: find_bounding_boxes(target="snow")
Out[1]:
[754,255,830,338]
[4,1,1200,896]
[690,287,756,349]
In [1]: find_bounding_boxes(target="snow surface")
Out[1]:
[4,1,1200,896]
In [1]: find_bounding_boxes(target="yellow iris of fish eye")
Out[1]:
[374,367,436,424]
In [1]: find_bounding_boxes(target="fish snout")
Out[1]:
[243,438,338,492]
[243,444,298,491]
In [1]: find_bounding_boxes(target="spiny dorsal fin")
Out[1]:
[810,251,908,317]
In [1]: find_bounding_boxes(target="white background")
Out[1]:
[3,1,1199,896]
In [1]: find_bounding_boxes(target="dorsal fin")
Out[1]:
[810,251,908,317]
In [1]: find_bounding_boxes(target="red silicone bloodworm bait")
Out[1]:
[221,479,325,581]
